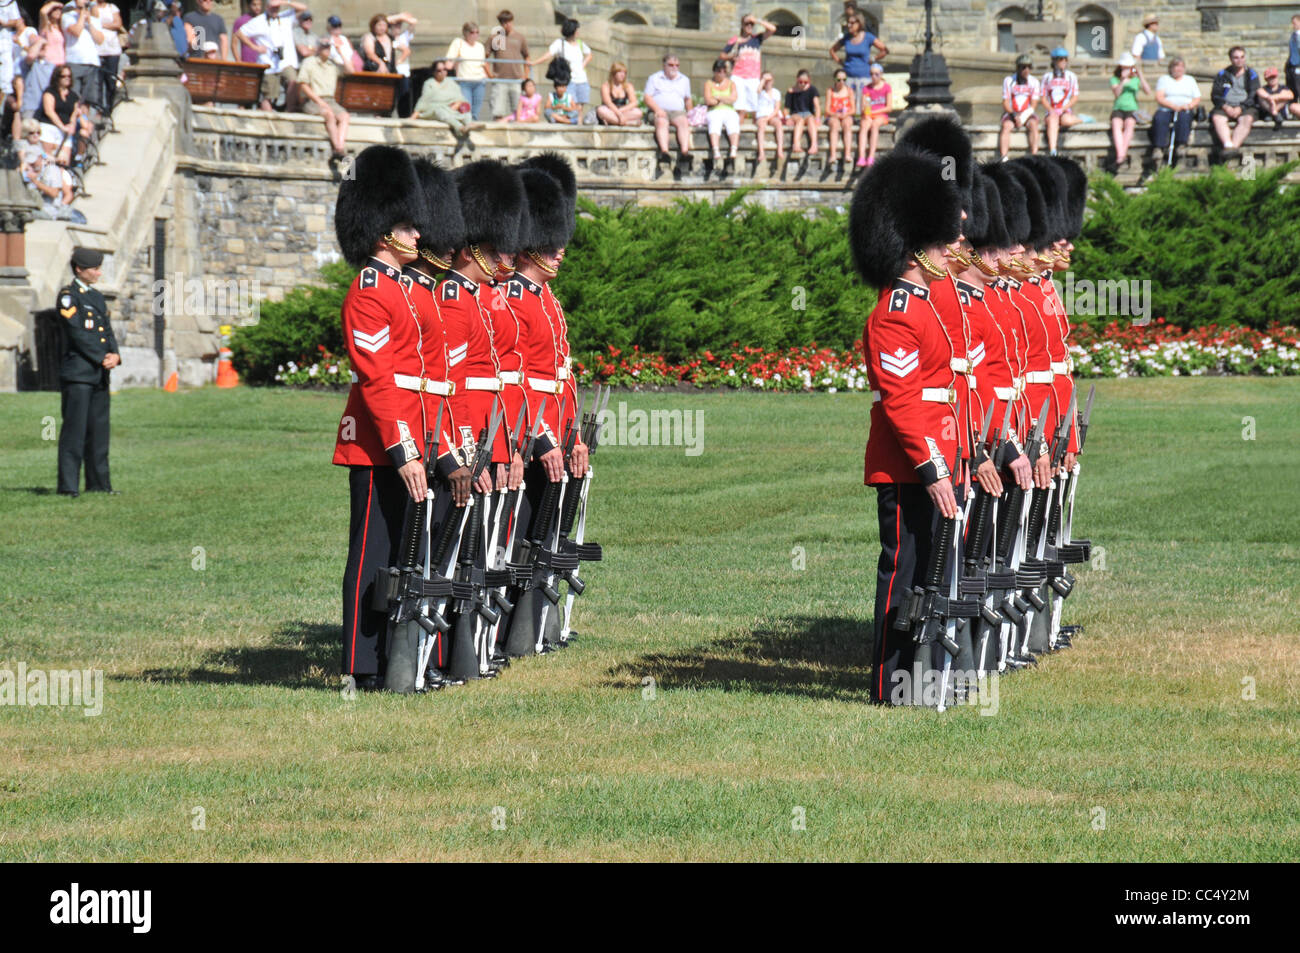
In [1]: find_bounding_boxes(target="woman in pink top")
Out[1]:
[232,0,263,64]
[856,63,891,167]
[39,2,65,65]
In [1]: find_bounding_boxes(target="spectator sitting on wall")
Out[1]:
[297,36,350,161]
[41,62,91,164]
[544,75,578,124]
[489,8,529,120]
[1041,47,1080,156]
[530,18,591,121]
[184,0,229,60]
[999,53,1040,159]
[704,57,739,172]
[502,75,539,122]
[721,13,775,119]
[1287,14,1300,105]
[1109,52,1150,168]
[824,67,854,174]
[412,58,481,136]
[24,144,86,222]
[785,67,820,156]
[645,53,692,164]
[857,62,890,167]
[754,71,784,163]
[1210,45,1258,157]
[1254,66,1294,129]
[1149,56,1200,167]
[596,61,640,126]
[17,116,45,169]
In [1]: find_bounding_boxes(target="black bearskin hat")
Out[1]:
[1005,161,1049,249]
[1051,155,1088,239]
[334,145,422,268]
[849,144,964,287]
[897,115,974,211]
[521,152,577,212]
[964,167,990,248]
[974,172,1010,250]
[411,156,465,258]
[982,161,1029,248]
[518,167,574,252]
[455,159,526,254]
[1017,156,1069,244]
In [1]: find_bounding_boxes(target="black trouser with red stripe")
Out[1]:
[341,465,409,677]
[870,481,941,705]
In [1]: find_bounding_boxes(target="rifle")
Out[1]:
[992,399,1050,672]
[374,404,455,693]
[955,402,1009,687]
[481,399,548,669]
[556,385,611,644]
[1057,383,1095,566]
[532,398,584,653]
[1017,387,1076,657]
[444,404,508,682]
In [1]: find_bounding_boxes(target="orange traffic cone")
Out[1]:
[164,372,178,392]
[216,345,239,388]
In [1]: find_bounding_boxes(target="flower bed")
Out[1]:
[271,325,1300,391]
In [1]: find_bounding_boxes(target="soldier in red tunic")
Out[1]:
[332,145,436,689]
[850,141,966,705]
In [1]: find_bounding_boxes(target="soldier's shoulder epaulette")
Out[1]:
[359,266,379,290]
[506,280,523,299]
[441,281,460,301]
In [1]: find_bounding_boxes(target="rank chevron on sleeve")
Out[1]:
[352,326,391,353]
[880,348,919,378]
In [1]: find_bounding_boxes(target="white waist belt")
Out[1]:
[950,358,972,374]
[1050,360,1071,375]
[1025,370,1055,384]
[528,377,563,394]
[994,386,1016,400]
[498,370,523,385]
[872,387,954,404]
[464,376,503,392]
[393,373,454,396]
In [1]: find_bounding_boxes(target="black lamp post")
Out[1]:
[903,0,956,114]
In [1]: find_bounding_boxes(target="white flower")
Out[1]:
[828,386,838,394]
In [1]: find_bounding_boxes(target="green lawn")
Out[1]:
[0,379,1297,861]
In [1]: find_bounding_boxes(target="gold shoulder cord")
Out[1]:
[420,249,452,271]
[945,243,971,268]
[969,251,999,277]
[468,243,497,281]
[913,249,947,279]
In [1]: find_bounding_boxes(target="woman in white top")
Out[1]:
[446,20,491,120]
[388,15,414,117]
[1151,56,1201,163]
[754,71,785,164]
[531,18,591,116]
[94,1,123,110]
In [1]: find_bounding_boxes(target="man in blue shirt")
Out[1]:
[1287,13,1300,102]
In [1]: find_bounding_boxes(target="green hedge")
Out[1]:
[1071,164,1300,329]
[230,169,1300,381]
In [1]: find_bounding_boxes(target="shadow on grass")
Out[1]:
[607,615,874,702]
[3,486,55,495]
[121,621,339,690]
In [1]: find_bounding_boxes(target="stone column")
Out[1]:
[0,168,42,392]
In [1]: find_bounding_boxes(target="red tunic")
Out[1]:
[513,273,569,455]
[1036,274,1081,453]
[483,278,529,449]
[437,269,510,463]
[541,282,579,439]
[863,278,960,486]
[930,274,971,464]
[955,278,1001,444]
[401,266,459,465]
[333,258,439,469]
[1010,277,1058,446]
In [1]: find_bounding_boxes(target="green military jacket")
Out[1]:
[58,278,118,385]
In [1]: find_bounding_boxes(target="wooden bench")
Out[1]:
[182,58,268,108]
[335,72,403,116]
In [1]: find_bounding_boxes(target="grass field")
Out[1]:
[1,379,1297,861]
